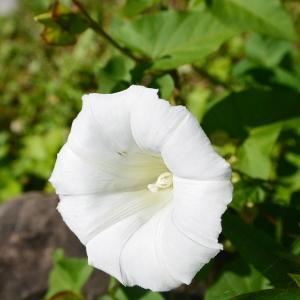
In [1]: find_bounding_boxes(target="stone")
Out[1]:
[0,192,109,300]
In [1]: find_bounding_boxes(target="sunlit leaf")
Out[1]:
[46,249,93,299]
[204,258,271,300]
[122,0,161,17]
[289,273,300,287]
[236,123,282,179]
[154,74,174,100]
[207,0,297,41]
[110,10,236,70]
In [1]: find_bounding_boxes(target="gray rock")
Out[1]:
[0,192,108,300]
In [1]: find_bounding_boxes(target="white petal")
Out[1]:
[121,178,232,289]
[50,143,167,195]
[161,113,231,180]
[85,190,171,285]
[157,177,232,285]
[129,89,188,154]
[120,202,181,291]
[50,85,169,195]
[160,204,221,286]
[172,176,233,244]
[58,188,169,244]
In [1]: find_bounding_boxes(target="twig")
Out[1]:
[72,0,143,63]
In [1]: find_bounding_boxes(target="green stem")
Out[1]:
[72,0,142,63]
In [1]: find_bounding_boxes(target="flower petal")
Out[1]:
[50,143,167,195]
[85,190,171,286]
[172,176,232,245]
[161,113,231,180]
[119,207,182,291]
[57,189,169,244]
[50,86,169,195]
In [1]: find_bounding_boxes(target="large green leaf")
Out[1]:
[46,249,93,299]
[236,123,282,179]
[207,0,297,41]
[201,88,300,139]
[222,212,296,287]
[230,288,300,300]
[110,10,236,70]
[204,258,270,300]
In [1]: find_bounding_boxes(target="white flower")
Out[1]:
[49,85,232,292]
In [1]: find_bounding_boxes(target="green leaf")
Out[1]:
[122,286,164,300]
[110,10,236,70]
[154,74,174,100]
[244,34,292,69]
[186,86,211,121]
[289,273,300,287]
[222,212,296,287]
[46,249,93,299]
[207,0,297,41]
[139,292,164,300]
[98,296,114,300]
[230,288,300,300]
[231,181,266,211]
[34,11,57,27]
[41,26,77,46]
[51,2,89,35]
[204,258,270,300]
[122,0,161,17]
[35,2,88,34]
[236,123,282,179]
[97,55,135,93]
[35,1,89,45]
[48,291,83,300]
[201,88,300,139]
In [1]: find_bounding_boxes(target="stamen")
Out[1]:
[147,172,173,193]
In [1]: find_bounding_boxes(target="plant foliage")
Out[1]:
[1,0,300,299]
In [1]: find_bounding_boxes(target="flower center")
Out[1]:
[147,172,173,193]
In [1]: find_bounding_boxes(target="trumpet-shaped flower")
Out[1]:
[49,85,232,291]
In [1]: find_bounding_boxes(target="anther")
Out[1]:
[147,172,173,193]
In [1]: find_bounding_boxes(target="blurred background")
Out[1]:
[0,0,300,300]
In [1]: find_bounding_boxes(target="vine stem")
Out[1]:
[72,0,143,63]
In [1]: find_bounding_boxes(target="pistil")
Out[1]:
[147,172,173,193]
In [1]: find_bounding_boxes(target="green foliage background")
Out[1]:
[1,0,300,299]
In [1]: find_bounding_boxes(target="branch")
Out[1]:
[72,0,143,63]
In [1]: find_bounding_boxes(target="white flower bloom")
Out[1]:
[49,85,232,292]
